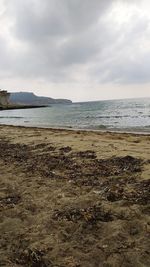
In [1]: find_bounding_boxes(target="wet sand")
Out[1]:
[0,125,150,267]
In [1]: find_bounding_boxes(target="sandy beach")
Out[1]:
[0,125,150,267]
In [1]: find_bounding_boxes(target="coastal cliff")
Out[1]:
[0,90,72,110]
[10,92,72,105]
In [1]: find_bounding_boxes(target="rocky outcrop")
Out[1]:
[0,90,10,107]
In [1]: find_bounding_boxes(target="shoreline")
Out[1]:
[0,123,150,136]
[0,104,48,110]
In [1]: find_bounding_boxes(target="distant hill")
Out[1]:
[9,92,72,105]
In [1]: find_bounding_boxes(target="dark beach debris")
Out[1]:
[0,141,31,163]
[33,143,56,152]
[59,146,72,153]
[142,205,150,215]
[32,153,74,173]
[67,155,142,183]
[111,155,142,172]
[75,150,97,159]
[106,179,150,205]
[15,248,50,267]
[39,169,57,178]
[130,226,139,235]
[44,145,56,152]
[13,246,81,267]
[52,205,114,223]
[0,140,143,184]
[0,194,21,208]
[96,155,142,176]
[70,174,100,187]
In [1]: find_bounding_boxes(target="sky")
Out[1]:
[0,0,150,102]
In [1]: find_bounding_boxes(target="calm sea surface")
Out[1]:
[0,98,150,133]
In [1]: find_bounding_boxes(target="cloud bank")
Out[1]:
[0,0,150,100]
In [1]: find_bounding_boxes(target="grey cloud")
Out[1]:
[9,0,113,42]
[0,36,13,78]
[3,0,114,79]
[108,54,150,84]
[90,11,150,84]
[0,0,150,85]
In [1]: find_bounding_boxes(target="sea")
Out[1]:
[0,98,150,133]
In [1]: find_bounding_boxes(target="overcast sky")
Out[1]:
[0,0,150,101]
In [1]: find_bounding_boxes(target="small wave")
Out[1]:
[0,116,24,119]
[141,115,150,118]
[86,115,133,119]
[96,125,108,129]
[143,125,150,128]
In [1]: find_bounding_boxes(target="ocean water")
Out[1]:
[0,98,150,133]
